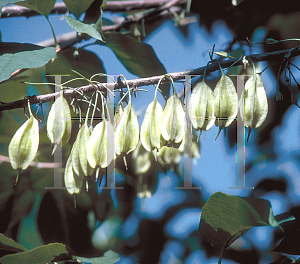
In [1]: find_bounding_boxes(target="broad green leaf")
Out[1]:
[199,192,280,251]
[8,107,39,171]
[64,15,105,42]
[15,0,56,17]
[0,0,24,17]
[0,233,27,256]
[188,81,215,133]
[105,33,169,97]
[63,0,94,19]
[161,94,186,144]
[77,250,120,264]
[0,43,56,83]
[45,47,106,88]
[0,243,76,264]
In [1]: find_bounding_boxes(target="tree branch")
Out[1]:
[1,45,299,112]
[1,0,187,18]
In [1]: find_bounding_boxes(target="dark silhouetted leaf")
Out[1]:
[77,250,120,264]
[45,47,106,88]
[0,242,76,264]
[199,192,279,251]
[273,229,300,254]
[15,0,56,17]
[63,0,95,19]
[105,33,169,97]
[0,43,56,83]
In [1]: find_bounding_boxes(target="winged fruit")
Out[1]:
[239,73,268,141]
[8,101,39,183]
[188,81,214,140]
[214,72,238,140]
[47,90,71,154]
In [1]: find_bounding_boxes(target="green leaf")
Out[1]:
[63,0,94,19]
[64,15,105,42]
[15,0,56,17]
[199,192,279,251]
[45,47,106,87]
[77,250,120,264]
[0,0,24,17]
[105,33,169,97]
[0,233,28,257]
[0,243,76,264]
[0,43,56,83]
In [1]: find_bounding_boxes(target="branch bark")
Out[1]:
[1,45,299,112]
[1,0,187,18]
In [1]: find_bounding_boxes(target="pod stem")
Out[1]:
[157,74,176,96]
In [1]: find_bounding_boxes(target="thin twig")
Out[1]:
[1,0,187,18]
[1,46,300,112]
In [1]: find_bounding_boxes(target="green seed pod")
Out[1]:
[8,103,39,172]
[161,94,186,145]
[115,101,139,156]
[132,140,153,175]
[214,73,238,139]
[140,95,165,153]
[188,81,215,135]
[72,123,94,177]
[240,74,268,141]
[64,153,83,195]
[47,91,71,154]
[87,120,114,169]
[240,74,268,129]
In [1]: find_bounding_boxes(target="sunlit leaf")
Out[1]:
[0,43,56,83]
[15,0,56,17]
[63,0,94,19]
[0,233,27,257]
[64,15,105,42]
[199,192,280,251]
[0,242,76,264]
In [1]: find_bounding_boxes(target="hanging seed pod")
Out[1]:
[72,122,94,177]
[87,119,114,169]
[115,76,139,159]
[64,153,83,195]
[47,90,71,154]
[188,81,215,140]
[132,140,153,175]
[8,101,39,183]
[214,72,238,140]
[140,94,165,155]
[161,75,186,146]
[239,73,268,141]
[115,101,139,156]
[114,104,124,128]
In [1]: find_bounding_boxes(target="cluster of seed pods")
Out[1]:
[8,67,268,195]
